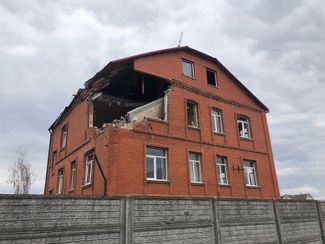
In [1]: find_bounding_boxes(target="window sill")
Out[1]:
[59,147,66,152]
[213,132,225,136]
[146,179,170,184]
[183,74,195,80]
[246,185,261,189]
[191,182,204,186]
[188,126,200,131]
[219,184,231,187]
[68,189,74,193]
[240,137,253,142]
[208,84,219,89]
[82,183,92,189]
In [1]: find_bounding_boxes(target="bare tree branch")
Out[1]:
[7,150,34,194]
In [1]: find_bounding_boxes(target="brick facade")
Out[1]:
[44,46,280,198]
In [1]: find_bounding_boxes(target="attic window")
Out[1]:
[206,68,217,86]
[182,59,194,78]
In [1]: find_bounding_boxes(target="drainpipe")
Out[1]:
[94,155,107,195]
[44,128,53,194]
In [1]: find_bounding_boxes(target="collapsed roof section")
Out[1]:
[89,65,170,128]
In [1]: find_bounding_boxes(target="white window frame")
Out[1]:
[57,168,64,195]
[61,125,68,148]
[211,108,223,133]
[187,101,199,128]
[69,161,76,191]
[216,156,228,185]
[85,153,93,185]
[243,160,258,186]
[189,152,202,183]
[182,59,194,78]
[146,147,167,181]
[237,116,251,139]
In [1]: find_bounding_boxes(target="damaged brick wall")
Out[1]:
[45,48,279,199]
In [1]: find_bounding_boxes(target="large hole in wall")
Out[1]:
[92,71,170,128]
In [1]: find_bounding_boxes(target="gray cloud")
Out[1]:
[0,0,324,198]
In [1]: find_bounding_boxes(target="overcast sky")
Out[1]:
[0,0,324,199]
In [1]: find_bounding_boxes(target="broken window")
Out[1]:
[237,116,251,139]
[57,168,64,194]
[206,68,217,86]
[182,59,194,78]
[189,152,202,183]
[52,150,57,174]
[187,101,199,128]
[85,152,94,185]
[60,124,68,149]
[211,108,223,133]
[146,146,167,181]
[70,160,76,191]
[216,156,228,185]
[243,160,257,186]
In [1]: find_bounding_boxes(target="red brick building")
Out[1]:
[44,46,280,198]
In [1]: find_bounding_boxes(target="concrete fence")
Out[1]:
[0,195,324,244]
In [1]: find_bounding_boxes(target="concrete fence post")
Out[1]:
[121,196,133,244]
[272,200,283,244]
[316,201,325,243]
[212,198,221,244]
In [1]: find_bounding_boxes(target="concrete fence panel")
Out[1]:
[132,197,215,244]
[216,199,278,244]
[276,200,323,244]
[0,195,123,244]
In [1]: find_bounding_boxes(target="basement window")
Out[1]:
[85,152,94,185]
[189,152,202,183]
[146,146,167,181]
[206,68,217,86]
[187,101,199,128]
[243,160,258,186]
[182,59,194,78]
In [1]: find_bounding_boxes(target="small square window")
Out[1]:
[182,59,194,78]
[206,68,217,86]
